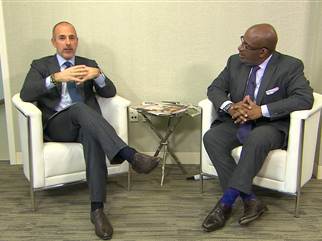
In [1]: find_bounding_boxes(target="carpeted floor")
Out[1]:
[0,161,321,241]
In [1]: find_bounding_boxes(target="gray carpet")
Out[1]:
[0,161,321,241]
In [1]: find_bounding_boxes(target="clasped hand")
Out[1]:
[55,65,100,84]
[228,96,262,124]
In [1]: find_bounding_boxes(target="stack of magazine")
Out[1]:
[132,101,201,117]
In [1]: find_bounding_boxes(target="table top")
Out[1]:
[132,101,201,117]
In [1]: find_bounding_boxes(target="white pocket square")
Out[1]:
[266,87,279,95]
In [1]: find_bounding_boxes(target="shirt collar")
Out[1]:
[258,54,272,70]
[55,54,75,67]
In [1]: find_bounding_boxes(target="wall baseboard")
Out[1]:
[144,152,200,165]
[16,151,22,164]
[0,152,21,163]
[317,165,322,179]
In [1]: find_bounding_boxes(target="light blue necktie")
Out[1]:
[64,61,82,103]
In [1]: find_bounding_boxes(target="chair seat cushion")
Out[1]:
[231,146,287,182]
[44,142,86,178]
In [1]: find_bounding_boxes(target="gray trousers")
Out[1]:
[45,103,127,202]
[203,119,284,194]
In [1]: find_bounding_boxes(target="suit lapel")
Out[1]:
[256,52,278,104]
[48,55,60,73]
[75,56,85,65]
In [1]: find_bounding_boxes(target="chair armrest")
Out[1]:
[198,98,218,135]
[291,92,322,120]
[96,95,131,143]
[12,94,42,118]
[285,92,322,191]
[12,93,45,187]
[198,98,220,175]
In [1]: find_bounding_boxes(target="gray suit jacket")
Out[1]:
[20,55,116,126]
[207,51,314,141]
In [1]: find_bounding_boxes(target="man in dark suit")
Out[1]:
[202,23,313,232]
[20,21,160,240]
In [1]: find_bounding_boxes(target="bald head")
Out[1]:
[246,23,278,53]
[52,21,76,39]
[238,23,278,65]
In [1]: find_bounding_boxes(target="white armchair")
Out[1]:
[198,92,322,217]
[12,93,131,210]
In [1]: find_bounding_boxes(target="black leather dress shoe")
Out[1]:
[91,208,113,240]
[239,198,268,225]
[131,153,160,174]
[202,200,232,232]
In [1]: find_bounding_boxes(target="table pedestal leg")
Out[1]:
[140,112,187,185]
[160,141,168,186]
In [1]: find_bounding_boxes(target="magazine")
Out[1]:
[132,101,200,117]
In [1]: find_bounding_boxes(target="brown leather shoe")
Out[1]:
[90,208,113,240]
[202,200,232,232]
[239,198,268,225]
[131,153,160,174]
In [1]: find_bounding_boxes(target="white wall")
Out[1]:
[0,62,6,160]
[0,62,3,101]
[1,1,321,164]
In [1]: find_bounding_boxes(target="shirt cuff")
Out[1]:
[94,73,106,88]
[261,105,270,117]
[45,76,55,89]
[220,100,233,112]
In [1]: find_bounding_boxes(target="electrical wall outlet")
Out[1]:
[129,108,139,122]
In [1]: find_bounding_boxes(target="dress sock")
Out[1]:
[91,202,104,212]
[220,187,240,207]
[116,146,137,163]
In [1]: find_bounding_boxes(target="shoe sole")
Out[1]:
[239,206,268,225]
[202,224,225,232]
[99,234,112,240]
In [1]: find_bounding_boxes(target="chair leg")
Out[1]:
[295,190,301,217]
[127,167,131,191]
[200,173,204,193]
[30,184,36,211]
[294,119,304,218]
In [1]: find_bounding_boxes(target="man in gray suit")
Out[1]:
[21,21,160,240]
[202,23,313,232]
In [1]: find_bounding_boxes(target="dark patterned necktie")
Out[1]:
[64,61,82,103]
[236,65,260,143]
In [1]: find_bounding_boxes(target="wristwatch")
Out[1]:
[223,103,233,113]
[50,73,57,85]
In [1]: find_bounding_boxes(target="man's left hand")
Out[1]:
[243,96,262,121]
[75,66,101,84]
